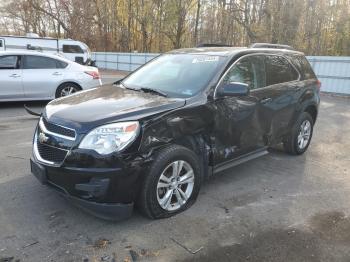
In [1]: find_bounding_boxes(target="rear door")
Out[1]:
[252,55,300,143]
[0,55,24,100]
[22,55,65,99]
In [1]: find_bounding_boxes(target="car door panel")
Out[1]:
[22,55,64,99]
[261,55,301,142]
[0,55,24,100]
[212,56,266,166]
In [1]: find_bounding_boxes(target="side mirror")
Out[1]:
[217,82,249,97]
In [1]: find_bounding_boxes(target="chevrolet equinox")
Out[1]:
[30,43,320,220]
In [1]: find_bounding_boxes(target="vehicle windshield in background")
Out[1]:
[122,54,226,98]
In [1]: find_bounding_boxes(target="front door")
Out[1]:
[212,55,266,166]
[0,55,24,100]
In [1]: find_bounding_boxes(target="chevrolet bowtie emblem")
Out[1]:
[38,132,49,143]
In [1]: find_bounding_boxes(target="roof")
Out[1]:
[168,46,304,57]
[0,50,71,62]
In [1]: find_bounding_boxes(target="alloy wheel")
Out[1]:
[60,86,78,97]
[297,120,311,149]
[156,160,195,211]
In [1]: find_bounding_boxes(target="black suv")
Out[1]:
[30,44,320,220]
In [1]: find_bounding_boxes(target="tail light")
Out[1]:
[85,71,100,79]
[316,80,321,92]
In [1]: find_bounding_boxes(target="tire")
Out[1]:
[55,83,81,98]
[137,145,202,219]
[283,112,314,155]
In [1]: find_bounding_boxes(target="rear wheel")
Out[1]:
[137,145,202,219]
[284,112,314,155]
[55,83,81,98]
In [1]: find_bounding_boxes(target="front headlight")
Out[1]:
[79,122,140,155]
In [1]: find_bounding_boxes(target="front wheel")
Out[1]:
[137,145,202,219]
[284,112,314,155]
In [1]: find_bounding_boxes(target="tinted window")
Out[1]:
[0,40,3,48]
[265,56,299,86]
[63,45,83,53]
[250,56,266,89]
[0,56,18,69]
[23,56,59,69]
[223,56,266,90]
[57,60,68,69]
[223,58,255,89]
[291,55,316,80]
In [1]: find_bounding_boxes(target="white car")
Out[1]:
[0,51,102,101]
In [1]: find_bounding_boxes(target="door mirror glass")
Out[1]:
[217,82,249,97]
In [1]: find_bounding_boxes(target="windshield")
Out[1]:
[122,54,226,98]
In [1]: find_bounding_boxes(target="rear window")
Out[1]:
[63,45,83,54]
[290,55,316,80]
[265,56,299,86]
[0,55,18,69]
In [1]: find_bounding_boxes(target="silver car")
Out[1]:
[0,51,102,101]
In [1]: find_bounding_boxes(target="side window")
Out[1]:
[23,56,58,69]
[250,55,266,89]
[0,40,3,48]
[291,55,316,80]
[223,58,255,90]
[0,56,18,69]
[265,56,299,86]
[63,45,83,54]
[56,60,68,69]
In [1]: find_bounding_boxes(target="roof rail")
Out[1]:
[196,43,232,48]
[249,43,294,50]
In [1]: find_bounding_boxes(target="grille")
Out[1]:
[42,118,75,138]
[36,142,68,163]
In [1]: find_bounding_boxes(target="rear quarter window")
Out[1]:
[290,55,316,80]
[56,60,68,68]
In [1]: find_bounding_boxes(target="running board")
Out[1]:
[213,149,269,174]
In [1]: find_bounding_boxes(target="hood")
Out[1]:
[44,84,186,133]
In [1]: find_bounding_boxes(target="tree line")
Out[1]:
[1,0,349,55]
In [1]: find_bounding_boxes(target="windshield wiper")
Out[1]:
[140,87,168,97]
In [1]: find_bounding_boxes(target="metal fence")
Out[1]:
[92,52,350,95]
[92,52,159,71]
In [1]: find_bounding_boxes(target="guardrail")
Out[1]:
[92,52,350,95]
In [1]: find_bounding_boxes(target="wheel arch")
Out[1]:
[304,104,318,124]
[55,81,82,98]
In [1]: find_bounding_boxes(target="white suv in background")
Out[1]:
[0,51,102,101]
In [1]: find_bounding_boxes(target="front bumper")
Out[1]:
[30,157,136,221]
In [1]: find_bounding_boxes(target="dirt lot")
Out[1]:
[0,94,349,262]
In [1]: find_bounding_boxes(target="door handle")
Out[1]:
[52,72,62,76]
[9,74,21,78]
[260,97,272,104]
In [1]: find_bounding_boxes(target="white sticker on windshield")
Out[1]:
[182,90,193,95]
[192,56,219,63]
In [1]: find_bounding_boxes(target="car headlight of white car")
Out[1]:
[79,122,140,155]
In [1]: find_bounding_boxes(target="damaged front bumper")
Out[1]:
[30,157,137,221]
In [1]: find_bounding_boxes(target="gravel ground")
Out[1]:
[0,94,349,262]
